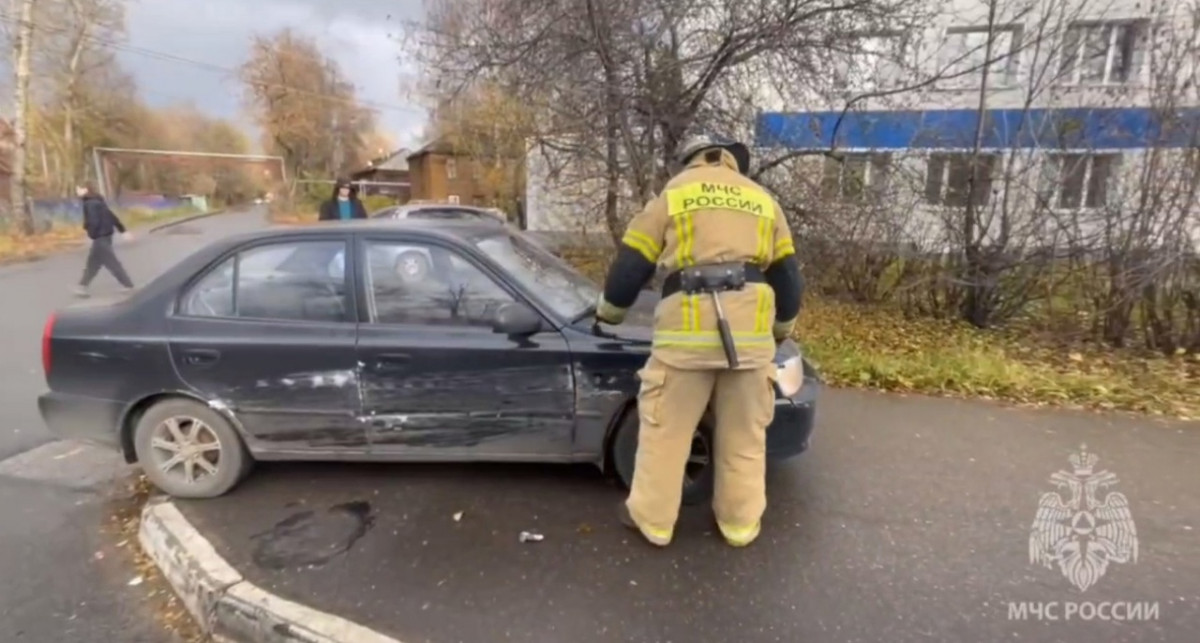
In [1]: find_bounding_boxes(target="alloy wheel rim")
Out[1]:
[150,416,222,485]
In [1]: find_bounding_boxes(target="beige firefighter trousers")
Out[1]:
[625,355,777,547]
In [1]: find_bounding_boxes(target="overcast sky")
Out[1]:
[121,0,428,149]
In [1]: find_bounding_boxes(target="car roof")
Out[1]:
[220,218,509,249]
[390,203,496,215]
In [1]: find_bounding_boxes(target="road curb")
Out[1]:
[139,499,402,643]
[147,208,230,233]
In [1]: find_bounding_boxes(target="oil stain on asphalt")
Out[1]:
[250,501,375,570]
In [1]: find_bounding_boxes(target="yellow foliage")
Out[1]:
[0,207,199,264]
[0,225,83,264]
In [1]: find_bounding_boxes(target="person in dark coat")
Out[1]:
[318,178,368,221]
[74,183,134,297]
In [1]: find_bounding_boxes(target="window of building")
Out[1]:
[923,153,999,207]
[1059,21,1148,85]
[820,153,893,201]
[447,195,460,204]
[1040,153,1120,209]
[179,241,349,323]
[364,241,516,327]
[939,25,1023,88]
[446,158,458,179]
[842,32,913,90]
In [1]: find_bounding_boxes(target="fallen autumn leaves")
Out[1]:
[561,246,1200,420]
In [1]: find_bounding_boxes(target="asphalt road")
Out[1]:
[0,209,269,642]
[2,208,1197,642]
[179,390,1200,643]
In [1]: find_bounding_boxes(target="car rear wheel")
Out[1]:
[132,399,252,499]
[612,408,715,506]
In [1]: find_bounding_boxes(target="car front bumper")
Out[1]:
[765,375,819,461]
[37,392,124,450]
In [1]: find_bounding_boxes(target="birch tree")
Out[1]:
[7,0,38,234]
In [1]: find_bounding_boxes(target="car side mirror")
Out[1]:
[493,302,543,336]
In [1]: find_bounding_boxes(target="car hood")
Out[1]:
[591,290,659,344]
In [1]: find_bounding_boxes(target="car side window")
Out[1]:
[180,240,349,323]
[180,257,235,317]
[365,241,516,327]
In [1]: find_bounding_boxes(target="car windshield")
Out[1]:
[474,232,600,320]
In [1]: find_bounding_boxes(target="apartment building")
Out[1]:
[522,0,1199,249]
[754,0,1200,249]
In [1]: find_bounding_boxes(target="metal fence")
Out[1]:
[30,194,193,224]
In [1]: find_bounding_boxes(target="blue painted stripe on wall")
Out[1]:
[756,107,1200,150]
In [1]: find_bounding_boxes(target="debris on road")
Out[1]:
[453,511,464,522]
[128,576,144,587]
[518,531,544,543]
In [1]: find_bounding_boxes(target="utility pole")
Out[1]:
[8,0,38,235]
[323,59,345,176]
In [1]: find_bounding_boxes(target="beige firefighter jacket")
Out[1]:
[611,150,796,370]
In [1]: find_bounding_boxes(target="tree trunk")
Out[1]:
[8,0,38,235]
[959,0,999,328]
[64,23,90,193]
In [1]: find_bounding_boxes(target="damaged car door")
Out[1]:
[355,237,576,458]
[169,237,366,452]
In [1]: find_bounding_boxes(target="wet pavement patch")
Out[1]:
[250,501,374,570]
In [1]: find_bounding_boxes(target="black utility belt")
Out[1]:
[661,262,765,298]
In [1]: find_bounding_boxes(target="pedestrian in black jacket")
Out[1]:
[317,178,368,221]
[75,184,134,297]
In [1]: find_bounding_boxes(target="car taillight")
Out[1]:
[42,313,56,379]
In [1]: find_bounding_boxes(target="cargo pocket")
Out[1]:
[636,365,668,428]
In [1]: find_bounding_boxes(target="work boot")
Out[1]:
[717,520,762,548]
[72,285,89,298]
[617,501,670,547]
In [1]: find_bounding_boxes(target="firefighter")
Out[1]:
[594,133,803,548]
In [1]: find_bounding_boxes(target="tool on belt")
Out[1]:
[661,262,766,368]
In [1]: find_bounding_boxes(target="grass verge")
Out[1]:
[559,246,1199,420]
[0,206,204,265]
[797,299,1198,419]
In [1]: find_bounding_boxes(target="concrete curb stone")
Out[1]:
[146,208,229,233]
[138,499,402,643]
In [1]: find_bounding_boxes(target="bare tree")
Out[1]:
[7,0,38,234]
[1069,0,1200,352]
[48,0,125,191]
[415,0,930,241]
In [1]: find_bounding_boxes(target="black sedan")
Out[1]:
[38,220,819,502]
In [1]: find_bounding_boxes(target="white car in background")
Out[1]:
[370,202,508,225]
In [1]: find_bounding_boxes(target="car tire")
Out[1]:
[132,398,252,499]
[612,407,715,507]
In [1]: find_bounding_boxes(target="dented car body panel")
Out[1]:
[38,219,818,469]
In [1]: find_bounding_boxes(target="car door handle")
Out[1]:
[182,349,221,365]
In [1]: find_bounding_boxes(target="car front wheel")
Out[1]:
[612,408,715,506]
[132,399,252,499]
